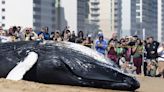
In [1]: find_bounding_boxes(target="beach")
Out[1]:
[0,77,163,92]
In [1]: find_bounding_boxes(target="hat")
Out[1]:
[98,32,103,37]
[88,34,92,38]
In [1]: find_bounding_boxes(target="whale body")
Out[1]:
[0,41,140,91]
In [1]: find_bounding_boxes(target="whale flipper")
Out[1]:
[6,52,38,80]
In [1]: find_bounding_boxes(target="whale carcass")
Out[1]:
[0,41,140,91]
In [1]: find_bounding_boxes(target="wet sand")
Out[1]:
[0,77,163,92]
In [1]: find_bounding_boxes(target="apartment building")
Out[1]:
[136,0,158,40]
[0,0,56,32]
[122,0,136,37]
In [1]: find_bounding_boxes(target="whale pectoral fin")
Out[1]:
[6,52,38,81]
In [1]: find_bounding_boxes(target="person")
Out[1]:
[0,30,12,43]
[0,26,3,36]
[76,31,84,43]
[119,56,136,74]
[34,32,46,46]
[38,27,50,40]
[109,32,118,43]
[29,28,38,41]
[69,31,76,42]
[63,30,71,41]
[145,37,159,60]
[107,39,117,63]
[95,33,107,55]
[24,29,31,41]
[157,42,164,78]
[132,39,143,75]
[15,26,24,41]
[82,34,93,48]
[50,32,55,40]
[43,27,50,40]
[145,37,159,76]
[53,32,62,41]
[116,42,124,63]
[8,27,17,42]
[147,60,158,77]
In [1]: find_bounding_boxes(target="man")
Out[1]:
[95,33,107,55]
[145,36,159,76]
[43,27,50,40]
[0,31,12,43]
[145,37,159,60]
[38,27,50,40]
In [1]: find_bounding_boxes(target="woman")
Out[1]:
[132,39,143,75]
[76,31,84,43]
[107,39,117,63]
[53,32,62,41]
[82,35,93,48]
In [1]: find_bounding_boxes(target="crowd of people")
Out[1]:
[94,31,164,78]
[0,26,164,78]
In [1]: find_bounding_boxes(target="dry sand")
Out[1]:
[0,77,163,92]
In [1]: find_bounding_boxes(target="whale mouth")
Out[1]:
[123,77,140,90]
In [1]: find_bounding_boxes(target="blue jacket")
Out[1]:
[95,39,107,55]
[43,33,50,40]
[38,32,50,40]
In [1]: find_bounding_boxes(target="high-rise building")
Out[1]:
[161,0,164,42]
[89,0,100,25]
[158,0,164,42]
[101,0,122,39]
[33,0,56,32]
[0,0,4,27]
[88,0,122,39]
[0,0,56,32]
[56,0,89,34]
[135,0,158,40]
[112,0,122,39]
[122,0,136,37]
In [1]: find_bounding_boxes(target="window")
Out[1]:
[52,10,55,14]
[136,12,140,16]
[33,7,41,12]
[2,16,5,20]
[136,6,140,10]
[136,18,140,23]
[52,3,55,7]
[136,0,140,4]
[33,0,41,4]
[2,8,5,12]
[33,15,41,19]
[2,0,5,4]
[2,24,5,27]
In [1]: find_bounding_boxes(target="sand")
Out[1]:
[0,77,163,92]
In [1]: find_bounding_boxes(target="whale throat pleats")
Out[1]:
[6,52,38,81]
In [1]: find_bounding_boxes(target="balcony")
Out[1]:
[90,17,99,22]
[90,0,99,4]
[90,5,99,9]
[91,11,100,16]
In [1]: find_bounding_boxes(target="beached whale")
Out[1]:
[0,41,140,91]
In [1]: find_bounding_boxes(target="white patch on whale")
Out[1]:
[6,52,38,81]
